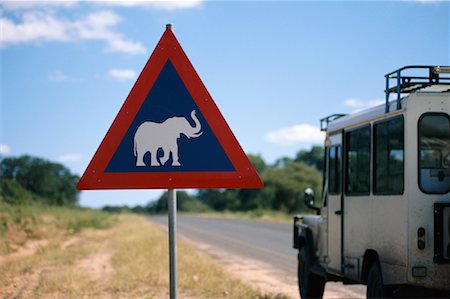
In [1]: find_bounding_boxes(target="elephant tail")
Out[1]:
[133,138,137,157]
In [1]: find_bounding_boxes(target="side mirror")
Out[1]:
[304,188,320,214]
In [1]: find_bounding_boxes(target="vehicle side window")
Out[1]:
[345,125,371,195]
[373,116,404,195]
[419,114,450,194]
[329,145,341,195]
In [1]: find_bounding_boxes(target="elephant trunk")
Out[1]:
[190,110,202,133]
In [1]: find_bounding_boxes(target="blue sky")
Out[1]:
[1,0,449,208]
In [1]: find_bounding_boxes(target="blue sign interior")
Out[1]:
[105,60,235,173]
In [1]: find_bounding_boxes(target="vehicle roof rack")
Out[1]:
[320,114,347,131]
[385,65,450,113]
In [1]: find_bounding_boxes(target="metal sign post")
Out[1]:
[168,189,177,299]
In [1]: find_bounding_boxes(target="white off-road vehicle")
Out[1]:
[293,66,450,298]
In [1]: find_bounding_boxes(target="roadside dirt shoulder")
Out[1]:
[182,236,366,299]
[184,237,299,298]
[0,239,49,266]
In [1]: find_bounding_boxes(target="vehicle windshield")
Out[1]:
[419,114,450,194]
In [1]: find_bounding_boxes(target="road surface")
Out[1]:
[150,215,365,298]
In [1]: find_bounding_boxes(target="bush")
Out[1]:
[0,178,43,205]
[147,191,211,214]
[0,155,80,206]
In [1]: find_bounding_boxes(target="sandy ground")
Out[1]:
[181,236,365,299]
[74,250,115,281]
[0,236,116,298]
[0,239,49,265]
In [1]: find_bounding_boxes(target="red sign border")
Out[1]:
[77,28,263,190]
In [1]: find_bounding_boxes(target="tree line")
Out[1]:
[0,146,324,213]
[104,146,324,214]
[0,155,80,206]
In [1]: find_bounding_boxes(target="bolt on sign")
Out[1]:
[77,26,263,190]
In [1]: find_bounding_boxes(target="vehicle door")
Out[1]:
[327,132,343,274]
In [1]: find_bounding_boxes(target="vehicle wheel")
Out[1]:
[366,261,391,299]
[298,247,325,299]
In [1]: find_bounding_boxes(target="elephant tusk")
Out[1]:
[192,131,203,138]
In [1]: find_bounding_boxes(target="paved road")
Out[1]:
[150,215,365,298]
[152,215,296,275]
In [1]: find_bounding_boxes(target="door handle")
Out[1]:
[334,210,342,215]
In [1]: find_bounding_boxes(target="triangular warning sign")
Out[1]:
[77,27,263,190]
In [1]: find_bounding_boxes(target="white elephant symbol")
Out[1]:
[133,110,203,167]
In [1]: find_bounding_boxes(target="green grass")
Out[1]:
[53,207,114,233]
[0,202,115,254]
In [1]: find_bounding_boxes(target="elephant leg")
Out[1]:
[150,150,160,166]
[160,149,170,166]
[136,150,146,167]
[171,146,181,167]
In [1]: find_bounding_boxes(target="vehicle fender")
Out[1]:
[293,216,317,265]
[361,249,380,284]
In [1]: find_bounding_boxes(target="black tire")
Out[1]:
[366,261,391,299]
[298,247,325,299]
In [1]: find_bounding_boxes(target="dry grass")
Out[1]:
[105,214,270,298]
[0,208,289,299]
[0,203,114,255]
[187,210,294,224]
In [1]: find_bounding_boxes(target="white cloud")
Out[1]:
[48,70,73,82]
[105,35,145,54]
[1,11,70,45]
[1,10,146,54]
[1,1,78,11]
[1,0,204,11]
[344,98,384,112]
[73,10,146,54]
[265,124,325,146]
[344,98,364,109]
[97,0,204,10]
[415,0,440,4]
[108,68,137,81]
[0,144,11,155]
[58,153,82,162]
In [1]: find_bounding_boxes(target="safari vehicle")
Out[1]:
[293,66,450,298]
